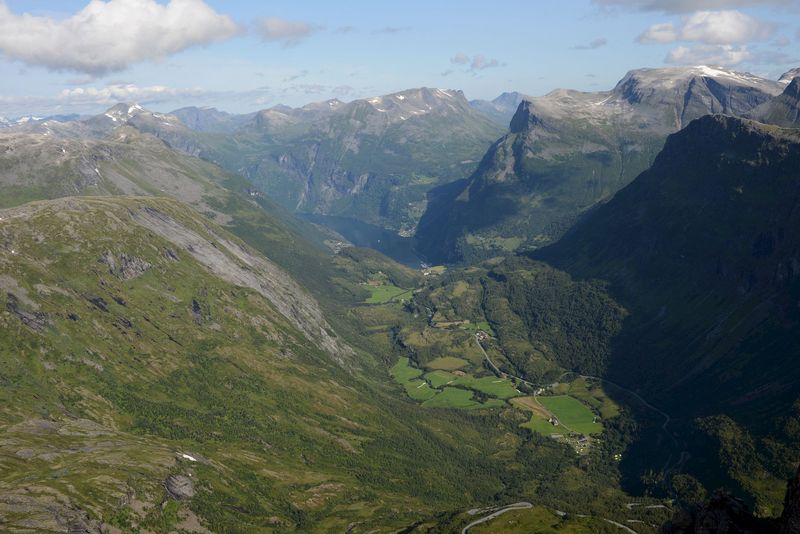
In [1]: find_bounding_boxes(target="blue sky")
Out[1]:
[0,0,798,117]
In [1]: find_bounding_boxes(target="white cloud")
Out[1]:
[0,0,240,75]
[594,0,791,13]
[372,26,411,34]
[257,17,318,46]
[639,10,775,44]
[665,44,752,65]
[639,23,680,42]
[0,82,377,117]
[283,70,309,82]
[0,83,212,116]
[470,55,500,70]
[572,37,609,50]
[450,53,503,72]
[59,84,207,105]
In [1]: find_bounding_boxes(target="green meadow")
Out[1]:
[364,284,413,304]
[538,396,602,435]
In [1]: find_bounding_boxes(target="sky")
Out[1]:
[0,0,798,117]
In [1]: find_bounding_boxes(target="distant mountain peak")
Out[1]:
[751,74,800,127]
[508,99,543,133]
[779,67,800,84]
[101,102,149,124]
[614,65,780,100]
[469,91,528,126]
[785,77,800,98]
[492,91,526,106]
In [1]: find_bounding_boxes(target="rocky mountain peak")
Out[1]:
[492,91,525,107]
[779,67,800,84]
[784,77,800,99]
[750,75,800,127]
[508,99,543,133]
[613,66,782,105]
[104,102,147,121]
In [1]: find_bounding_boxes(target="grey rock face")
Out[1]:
[165,474,195,500]
[415,66,786,264]
[751,77,800,128]
[6,293,49,332]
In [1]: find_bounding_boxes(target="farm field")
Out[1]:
[425,370,458,388]
[422,371,520,399]
[391,358,516,409]
[521,415,563,436]
[456,375,519,399]
[364,284,413,304]
[426,356,468,370]
[512,397,562,436]
[421,387,478,409]
[460,320,495,336]
[390,357,422,382]
[538,396,602,435]
[403,379,439,401]
[551,378,620,420]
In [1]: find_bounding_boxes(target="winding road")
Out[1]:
[475,334,671,436]
[474,334,687,472]
[461,502,641,534]
[461,502,533,533]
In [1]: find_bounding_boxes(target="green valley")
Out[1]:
[1,21,800,530]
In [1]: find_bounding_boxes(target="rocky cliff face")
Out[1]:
[415,66,786,264]
[751,77,800,128]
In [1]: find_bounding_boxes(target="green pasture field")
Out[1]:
[364,284,412,304]
[538,396,602,435]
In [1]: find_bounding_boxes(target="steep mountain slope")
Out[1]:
[0,120,352,301]
[779,68,800,84]
[0,196,562,532]
[0,122,228,213]
[470,91,529,125]
[751,76,800,127]
[536,115,800,512]
[538,115,800,409]
[32,91,501,244]
[416,66,785,264]
[197,88,504,237]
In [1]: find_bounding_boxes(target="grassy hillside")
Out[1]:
[0,196,587,531]
[120,91,504,238]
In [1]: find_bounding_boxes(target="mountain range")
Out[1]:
[415,66,793,264]
[1,62,800,531]
[83,88,504,240]
[469,91,529,125]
